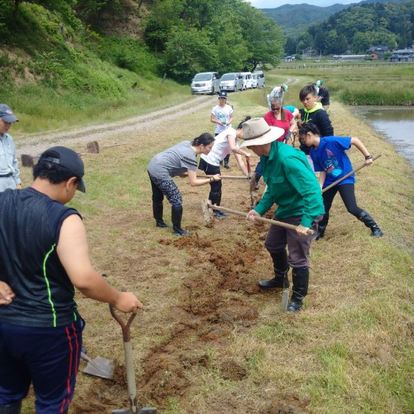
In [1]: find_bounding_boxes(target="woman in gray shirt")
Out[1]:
[147,133,221,236]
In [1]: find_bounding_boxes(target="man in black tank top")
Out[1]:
[0,146,142,414]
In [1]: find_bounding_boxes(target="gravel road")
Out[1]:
[16,95,215,156]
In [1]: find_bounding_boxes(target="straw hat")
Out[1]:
[240,117,284,148]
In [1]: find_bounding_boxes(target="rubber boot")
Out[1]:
[223,154,230,169]
[171,205,189,236]
[287,267,309,312]
[153,202,167,228]
[358,210,383,237]
[315,214,328,240]
[258,250,289,289]
[0,401,22,414]
[254,174,261,190]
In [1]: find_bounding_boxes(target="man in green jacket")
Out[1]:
[242,118,324,312]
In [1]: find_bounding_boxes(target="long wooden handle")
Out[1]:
[124,340,138,412]
[322,154,381,193]
[197,174,249,180]
[208,203,314,235]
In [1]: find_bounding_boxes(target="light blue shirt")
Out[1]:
[0,133,21,191]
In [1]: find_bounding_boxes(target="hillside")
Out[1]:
[262,0,410,42]
[261,3,347,38]
[0,0,283,134]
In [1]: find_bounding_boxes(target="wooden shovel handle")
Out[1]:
[322,154,381,193]
[208,202,314,235]
[109,305,137,342]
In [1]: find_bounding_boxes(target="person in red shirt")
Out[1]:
[264,96,297,143]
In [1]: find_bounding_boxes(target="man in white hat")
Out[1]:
[241,118,324,312]
[0,104,21,192]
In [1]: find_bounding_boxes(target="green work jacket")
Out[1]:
[254,141,325,228]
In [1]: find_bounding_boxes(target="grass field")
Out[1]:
[270,62,414,106]
[17,81,414,413]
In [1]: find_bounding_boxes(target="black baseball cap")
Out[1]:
[38,146,86,192]
[218,91,227,99]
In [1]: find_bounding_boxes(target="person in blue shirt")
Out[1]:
[298,123,383,239]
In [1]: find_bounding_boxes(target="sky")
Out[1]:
[248,0,358,8]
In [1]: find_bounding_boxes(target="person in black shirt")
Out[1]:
[315,80,330,110]
[0,146,141,414]
[299,84,334,156]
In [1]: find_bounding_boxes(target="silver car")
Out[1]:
[219,72,243,92]
[191,72,220,95]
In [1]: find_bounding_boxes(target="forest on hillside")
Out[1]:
[0,0,283,85]
[285,1,414,55]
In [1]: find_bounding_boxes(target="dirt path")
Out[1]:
[16,95,215,156]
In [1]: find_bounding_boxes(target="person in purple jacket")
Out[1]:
[298,122,383,239]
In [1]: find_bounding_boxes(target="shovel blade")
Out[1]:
[281,288,289,312]
[112,408,157,414]
[82,356,114,380]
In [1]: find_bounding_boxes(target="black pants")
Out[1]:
[320,183,363,227]
[198,158,222,205]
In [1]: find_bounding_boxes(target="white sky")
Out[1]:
[248,0,358,7]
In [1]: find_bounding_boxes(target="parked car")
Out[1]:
[219,72,243,92]
[252,71,265,88]
[239,72,253,90]
[191,72,220,95]
[251,73,258,88]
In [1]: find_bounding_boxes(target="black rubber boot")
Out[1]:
[223,154,230,169]
[209,190,221,206]
[153,202,167,228]
[258,250,289,289]
[315,224,326,240]
[0,401,22,414]
[254,174,261,190]
[287,267,309,312]
[358,210,383,237]
[171,205,190,236]
[315,214,329,240]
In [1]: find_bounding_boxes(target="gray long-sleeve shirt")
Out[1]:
[0,133,21,191]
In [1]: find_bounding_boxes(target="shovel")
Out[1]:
[110,305,157,414]
[81,348,114,380]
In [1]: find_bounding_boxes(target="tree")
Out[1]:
[163,27,218,82]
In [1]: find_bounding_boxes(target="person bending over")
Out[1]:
[298,122,383,239]
[198,117,251,218]
[148,133,220,236]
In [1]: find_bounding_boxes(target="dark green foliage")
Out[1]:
[96,36,159,77]
[262,3,348,39]
[0,0,283,90]
[296,1,414,55]
[144,0,284,80]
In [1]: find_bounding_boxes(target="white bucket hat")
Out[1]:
[240,118,284,148]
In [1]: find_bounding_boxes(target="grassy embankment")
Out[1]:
[0,2,190,135]
[17,65,414,413]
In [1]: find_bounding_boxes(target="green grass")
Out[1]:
[270,62,414,106]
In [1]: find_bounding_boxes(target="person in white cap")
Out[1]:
[241,118,325,312]
[210,91,234,168]
[0,104,21,192]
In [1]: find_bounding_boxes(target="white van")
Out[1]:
[239,72,253,90]
[252,71,265,88]
[219,72,243,92]
[191,72,220,95]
